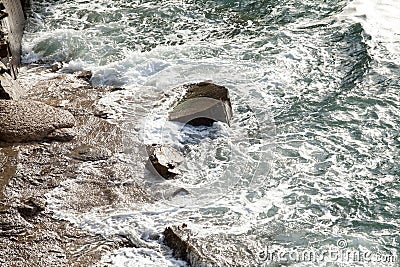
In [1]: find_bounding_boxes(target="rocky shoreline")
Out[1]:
[0,68,240,266]
[0,1,236,266]
[0,65,154,266]
[1,64,237,267]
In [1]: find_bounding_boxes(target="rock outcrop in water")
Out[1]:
[163,224,217,267]
[163,224,264,267]
[146,144,184,179]
[169,82,233,126]
[76,70,93,82]
[146,82,233,180]
[0,100,75,142]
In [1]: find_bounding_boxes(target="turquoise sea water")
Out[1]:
[22,0,400,266]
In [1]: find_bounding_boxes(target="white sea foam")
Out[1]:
[340,0,400,63]
[24,0,400,265]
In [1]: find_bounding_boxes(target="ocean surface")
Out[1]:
[22,0,399,266]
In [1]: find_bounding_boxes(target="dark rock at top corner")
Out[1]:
[168,82,233,127]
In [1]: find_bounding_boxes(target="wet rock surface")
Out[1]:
[0,205,127,267]
[146,144,184,179]
[76,70,93,82]
[169,82,233,126]
[163,224,268,267]
[0,100,75,142]
[163,224,217,267]
[0,65,153,266]
[0,63,24,100]
[70,144,112,162]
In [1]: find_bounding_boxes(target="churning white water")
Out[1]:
[21,0,400,266]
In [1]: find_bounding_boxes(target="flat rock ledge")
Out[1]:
[0,100,75,142]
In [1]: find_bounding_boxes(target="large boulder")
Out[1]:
[0,100,75,142]
[169,82,233,126]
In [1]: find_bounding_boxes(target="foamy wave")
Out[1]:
[340,0,400,62]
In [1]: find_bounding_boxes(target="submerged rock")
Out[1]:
[0,205,127,266]
[146,144,184,179]
[169,82,233,126]
[0,100,75,142]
